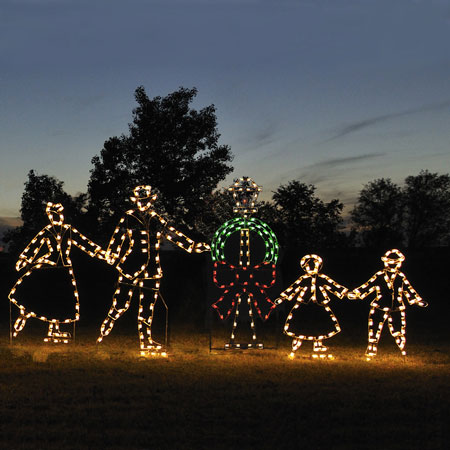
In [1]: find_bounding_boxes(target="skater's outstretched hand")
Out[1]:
[15,258,29,271]
[95,248,108,261]
[195,242,210,253]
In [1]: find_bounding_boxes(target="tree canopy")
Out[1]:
[3,170,84,256]
[350,171,450,248]
[350,178,404,248]
[4,88,450,253]
[269,180,346,249]
[87,86,233,238]
[403,170,450,247]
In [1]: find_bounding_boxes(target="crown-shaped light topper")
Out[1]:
[228,176,262,216]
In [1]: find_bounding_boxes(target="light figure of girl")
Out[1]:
[275,254,348,359]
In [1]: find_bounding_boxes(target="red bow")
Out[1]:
[212,261,277,321]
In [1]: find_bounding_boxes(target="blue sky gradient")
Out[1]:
[1,0,450,218]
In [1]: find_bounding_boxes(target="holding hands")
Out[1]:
[274,297,284,306]
[15,257,29,272]
[195,242,210,253]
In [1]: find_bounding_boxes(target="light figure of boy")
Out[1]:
[349,249,427,359]
[97,185,209,355]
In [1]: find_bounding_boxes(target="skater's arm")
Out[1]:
[16,228,52,270]
[105,217,132,265]
[163,222,210,253]
[70,227,105,259]
[401,273,427,307]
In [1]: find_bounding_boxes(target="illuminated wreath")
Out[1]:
[211,217,279,264]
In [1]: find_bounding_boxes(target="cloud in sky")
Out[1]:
[303,153,385,170]
[289,153,387,208]
[240,121,280,152]
[273,153,384,187]
[326,100,450,142]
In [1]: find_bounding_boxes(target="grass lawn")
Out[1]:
[0,323,448,450]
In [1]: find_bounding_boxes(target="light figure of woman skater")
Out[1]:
[9,202,104,342]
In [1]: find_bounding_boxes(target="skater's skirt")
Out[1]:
[9,265,79,322]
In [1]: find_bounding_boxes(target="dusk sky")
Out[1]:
[1,0,450,222]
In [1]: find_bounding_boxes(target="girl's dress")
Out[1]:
[281,273,348,340]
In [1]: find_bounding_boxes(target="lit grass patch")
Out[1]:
[0,325,448,450]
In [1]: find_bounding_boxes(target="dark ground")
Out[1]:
[0,248,449,449]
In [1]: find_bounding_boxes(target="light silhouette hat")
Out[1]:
[132,185,157,203]
[300,254,323,273]
[381,249,405,263]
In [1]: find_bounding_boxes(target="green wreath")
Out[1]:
[211,217,279,264]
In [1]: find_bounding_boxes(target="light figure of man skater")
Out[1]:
[97,185,210,355]
[349,249,427,359]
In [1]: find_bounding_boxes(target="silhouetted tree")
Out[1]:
[350,178,404,248]
[271,180,345,248]
[87,86,233,239]
[256,200,280,231]
[4,170,85,255]
[193,189,235,240]
[403,170,450,247]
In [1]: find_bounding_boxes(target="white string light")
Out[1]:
[275,254,348,359]
[349,249,428,359]
[97,185,209,356]
[9,202,105,343]
[211,177,279,349]
[228,176,262,216]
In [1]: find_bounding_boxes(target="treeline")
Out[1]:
[4,86,450,254]
[350,173,450,248]
[255,171,450,249]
